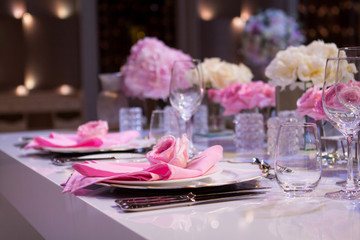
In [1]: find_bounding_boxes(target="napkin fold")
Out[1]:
[25,130,140,149]
[62,145,223,193]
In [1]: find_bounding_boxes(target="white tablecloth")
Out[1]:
[0,130,359,240]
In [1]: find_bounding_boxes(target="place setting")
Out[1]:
[58,133,271,206]
[22,120,154,165]
[20,113,271,212]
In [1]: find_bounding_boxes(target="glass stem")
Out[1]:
[346,135,356,191]
[185,118,197,157]
[185,118,192,143]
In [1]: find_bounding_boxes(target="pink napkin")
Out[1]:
[62,145,223,193]
[25,130,140,149]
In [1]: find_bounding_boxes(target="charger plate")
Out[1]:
[40,138,154,154]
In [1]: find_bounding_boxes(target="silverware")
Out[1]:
[225,158,293,180]
[51,155,147,166]
[14,137,33,149]
[115,187,270,212]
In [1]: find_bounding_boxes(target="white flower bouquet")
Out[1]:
[199,58,253,89]
[265,40,340,90]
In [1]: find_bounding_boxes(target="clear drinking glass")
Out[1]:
[275,122,322,194]
[169,59,204,157]
[322,57,360,200]
[149,110,167,143]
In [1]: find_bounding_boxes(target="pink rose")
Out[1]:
[213,81,275,116]
[296,86,327,120]
[337,81,360,108]
[313,98,326,120]
[316,81,360,120]
[121,37,192,100]
[146,135,189,168]
[323,83,351,111]
[221,83,247,115]
[77,120,109,140]
[207,89,223,103]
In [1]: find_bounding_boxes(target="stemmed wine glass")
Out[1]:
[338,46,360,182]
[169,59,204,157]
[338,46,360,58]
[322,57,360,200]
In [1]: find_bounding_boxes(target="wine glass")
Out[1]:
[338,47,360,182]
[322,57,360,200]
[149,110,166,144]
[169,59,204,157]
[338,46,360,58]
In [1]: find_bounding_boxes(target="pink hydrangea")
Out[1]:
[76,120,109,140]
[209,81,276,116]
[121,37,192,100]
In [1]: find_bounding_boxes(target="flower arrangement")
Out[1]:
[242,8,305,66]
[199,58,253,89]
[265,40,339,90]
[208,81,276,116]
[121,37,192,100]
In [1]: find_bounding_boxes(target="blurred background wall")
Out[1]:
[1,0,360,131]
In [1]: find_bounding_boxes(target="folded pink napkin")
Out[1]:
[62,145,223,193]
[25,130,140,149]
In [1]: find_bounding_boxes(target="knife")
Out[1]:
[115,187,270,212]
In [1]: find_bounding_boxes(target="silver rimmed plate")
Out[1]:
[40,138,154,154]
[98,162,265,189]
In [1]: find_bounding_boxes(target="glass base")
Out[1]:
[335,178,360,187]
[284,189,313,198]
[324,189,360,200]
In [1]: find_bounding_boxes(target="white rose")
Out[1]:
[200,58,253,89]
[297,55,325,87]
[200,58,221,87]
[305,40,338,59]
[324,59,357,86]
[338,61,358,84]
[265,46,304,89]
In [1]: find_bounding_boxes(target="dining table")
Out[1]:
[0,129,359,240]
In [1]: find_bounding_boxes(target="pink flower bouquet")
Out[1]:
[121,37,192,100]
[208,81,276,116]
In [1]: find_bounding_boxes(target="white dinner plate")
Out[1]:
[77,153,147,162]
[40,138,154,154]
[103,166,222,186]
[99,162,265,189]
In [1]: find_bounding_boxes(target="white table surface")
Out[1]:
[0,130,359,240]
